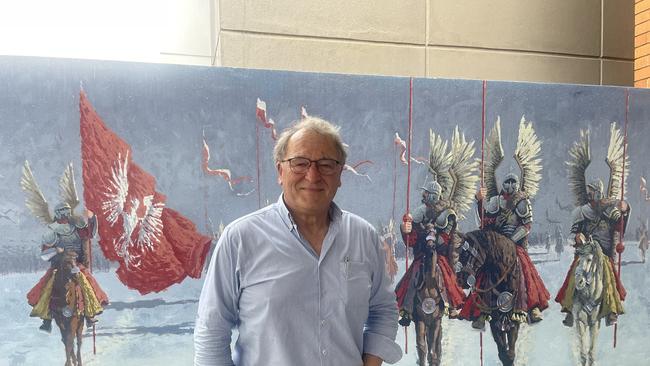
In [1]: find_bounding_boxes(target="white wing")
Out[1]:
[58,163,79,210]
[448,126,480,219]
[102,152,129,226]
[606,122,629,200]
[136,195,165,251]
[20,161,52,224]
[484,117,504,198]
[514,116,543,198]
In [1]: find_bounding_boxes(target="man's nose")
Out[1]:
[304,162,322,181]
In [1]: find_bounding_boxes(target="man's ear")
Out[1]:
[277,162,283,185]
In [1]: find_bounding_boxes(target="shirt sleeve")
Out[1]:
[194,227,241,366]
[363,230,403,364]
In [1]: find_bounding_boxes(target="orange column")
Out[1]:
[635,0,650,87]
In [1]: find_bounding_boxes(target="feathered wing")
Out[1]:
[102,152,129,226]
[20,161,52,224]
[58,162,79,210]
[447,126,480,219]
[484,117,504,198]
[606,122,629,199]
[514,116,543,198]
[428,129,453,196]
[566,129,591,207]
[136,195,165,251]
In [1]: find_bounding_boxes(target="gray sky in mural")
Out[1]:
[1,56,650,365]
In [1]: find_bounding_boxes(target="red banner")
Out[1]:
[79,91,211,294]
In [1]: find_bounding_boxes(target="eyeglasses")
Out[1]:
[281,157,342,175]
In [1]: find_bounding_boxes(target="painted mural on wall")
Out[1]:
[1,56,650,365]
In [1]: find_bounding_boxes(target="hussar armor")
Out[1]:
[485,191,532,246]
[571,200,627,258]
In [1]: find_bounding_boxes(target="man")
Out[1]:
[27,203,108,332]
[394,181,465,326]
[472,173,549,328]
[194,117,402,366]
[556,180,628,326]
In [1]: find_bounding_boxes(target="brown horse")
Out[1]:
[50,250,85,366]
[457,230,522,366]
[412,244,446,366]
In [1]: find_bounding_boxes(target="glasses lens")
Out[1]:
[317,159,338,175]
[290,158,311,173]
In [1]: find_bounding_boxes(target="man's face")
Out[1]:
[56,207,71,220]
[277,130,343,217]
[502,178,517,195]
[587,187,602,203]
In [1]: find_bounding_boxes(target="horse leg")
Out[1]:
[489,319,514,366]
[587,318,600,366]
[64,322,75,366]
[506,323,518,366]
[575,310,589,366]
[429,316,442,366]
[55,316,73,366]
[76,316,84,366]
[415,319,428,366]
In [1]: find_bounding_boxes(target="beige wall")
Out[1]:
[167,0,634,86]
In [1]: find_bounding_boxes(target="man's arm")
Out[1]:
[194,227,240,366]
[363,231,403,364]
[363,353,383,366]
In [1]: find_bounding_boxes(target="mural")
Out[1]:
[1,55,650,365]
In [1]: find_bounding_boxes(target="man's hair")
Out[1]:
[273,116,347,164]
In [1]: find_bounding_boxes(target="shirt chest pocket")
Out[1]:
[339,260,371,305]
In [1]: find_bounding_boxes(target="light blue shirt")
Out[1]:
[194,195,402,365]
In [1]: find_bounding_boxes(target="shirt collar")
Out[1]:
[276,194,342,231]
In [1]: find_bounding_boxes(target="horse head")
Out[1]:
[574,240,604,306]
[456,231,486,289]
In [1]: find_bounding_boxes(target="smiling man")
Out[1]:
[194,116,402,366]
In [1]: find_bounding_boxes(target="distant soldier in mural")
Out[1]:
[380,220,399,284]
[638,220,649,263]
[21,162,108,333]
[556,126,628,330]
[554,225,565,257]
[545,231,552,253]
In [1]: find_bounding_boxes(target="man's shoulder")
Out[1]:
[228,204,278,229]
[340,209,375,232]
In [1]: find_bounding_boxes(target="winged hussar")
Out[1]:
[22,161,109,333]
[394,126,479,366]
[555,123,629,366]
[457,116,549,366]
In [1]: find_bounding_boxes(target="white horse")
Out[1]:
[571,240,605,366]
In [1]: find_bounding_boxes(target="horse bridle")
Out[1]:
[460,240,518,295]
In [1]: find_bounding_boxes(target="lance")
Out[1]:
[401,77,414,353]
[614,88,630,348]
[479,80,487,366]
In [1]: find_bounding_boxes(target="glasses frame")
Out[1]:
[280,157,342,176]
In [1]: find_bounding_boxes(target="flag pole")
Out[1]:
[402,77,414,354]
[479,80,480,366]
[614,88,630,348]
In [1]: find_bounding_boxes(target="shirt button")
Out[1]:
[321,320,325,327]
[321,349,327,356]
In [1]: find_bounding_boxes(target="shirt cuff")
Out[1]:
[363,332,403,364]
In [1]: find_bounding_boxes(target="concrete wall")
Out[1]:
[209,0,633,85]
[150,1,636,85]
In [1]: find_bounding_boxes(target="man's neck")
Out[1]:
[289,209,330,255]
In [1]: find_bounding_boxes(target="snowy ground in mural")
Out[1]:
[2,243,649,366]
